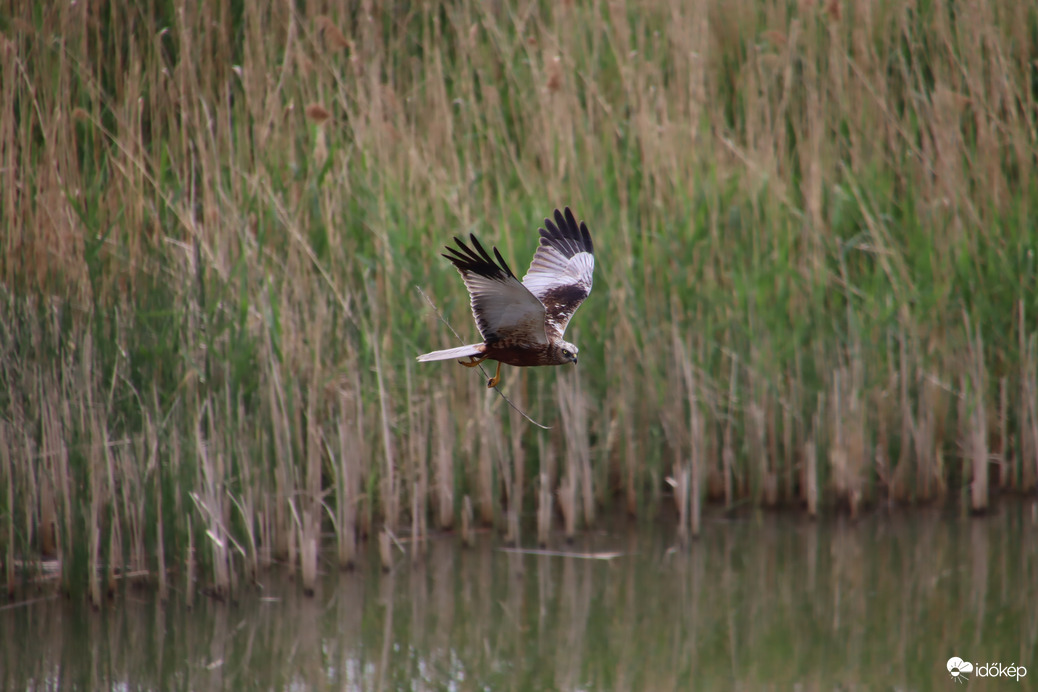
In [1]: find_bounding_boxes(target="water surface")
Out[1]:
[3,505,1036,690]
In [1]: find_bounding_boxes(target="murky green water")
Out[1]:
[4,505,1037,690]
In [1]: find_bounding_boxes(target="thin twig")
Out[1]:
[415,285,551,430]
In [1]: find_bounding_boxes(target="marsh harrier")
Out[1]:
[417,208,595,388]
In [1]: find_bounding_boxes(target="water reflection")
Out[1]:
[3,505,1037,690]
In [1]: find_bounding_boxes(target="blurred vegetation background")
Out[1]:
[1,0,1036,601]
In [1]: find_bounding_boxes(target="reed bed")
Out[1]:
[0,0,1036,597]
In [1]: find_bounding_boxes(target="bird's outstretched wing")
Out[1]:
[443,235,548,345]
[521,207,595,340]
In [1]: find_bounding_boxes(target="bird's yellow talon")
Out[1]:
[486,361,503,388]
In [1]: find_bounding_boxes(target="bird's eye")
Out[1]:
[562,349,571,357]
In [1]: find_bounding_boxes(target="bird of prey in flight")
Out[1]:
[417,207,595,388]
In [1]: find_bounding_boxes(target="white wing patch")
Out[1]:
[523,250,594,298]
[522,208,595,339]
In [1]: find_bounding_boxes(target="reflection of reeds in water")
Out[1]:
[1,0,1036,595]
[4,511,1038,690]
[554,557,593,691]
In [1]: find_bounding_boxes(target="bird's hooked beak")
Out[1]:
[571,355,578,365]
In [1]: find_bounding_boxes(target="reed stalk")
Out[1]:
[0,0,1035,595]
[537,472,553,548]
[557,368,593,529]
[460,496,474,549]
[2,424,13,595]
[432,391,455,530]
[963,315,989,514]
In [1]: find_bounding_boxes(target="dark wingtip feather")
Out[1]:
[562,207,578,233]
[539,207,593,257]
[442,233,515,280]
[467,233,489,261]
[493,246,516,278]
[580,222,593,254]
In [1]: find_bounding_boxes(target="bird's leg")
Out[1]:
[486,361,503,389]
[459,355,488,368]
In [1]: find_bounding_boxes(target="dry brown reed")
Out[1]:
[1020,310,1038,491]
[378,530,392,573]
[963,315,989,514]
[829,362,866,517]
[432,393,455,531]
[557,368,594,528]
[0,0,1035,595]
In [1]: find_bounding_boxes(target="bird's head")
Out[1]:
[558,341,579,365]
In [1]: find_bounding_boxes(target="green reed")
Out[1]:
[0,0,1036,598]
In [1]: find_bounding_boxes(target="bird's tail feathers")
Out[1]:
[416,343,484,363]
